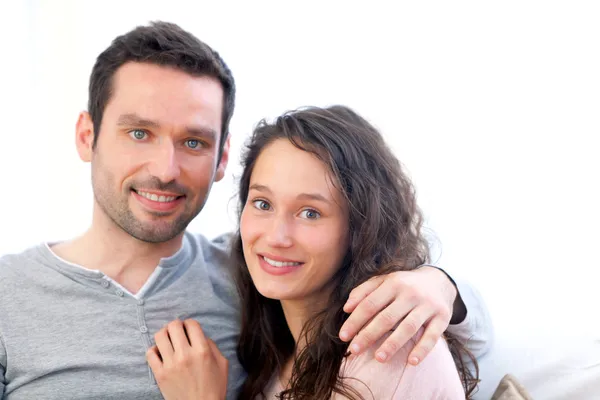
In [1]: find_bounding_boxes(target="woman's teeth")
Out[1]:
[263,256,301,268]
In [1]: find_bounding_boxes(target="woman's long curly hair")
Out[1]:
[232,105,478,399]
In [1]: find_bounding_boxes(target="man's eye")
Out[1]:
[186,139,202,149]
[129,130,147,140]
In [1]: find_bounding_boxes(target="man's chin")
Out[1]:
[128,228,184,244]
[123,218,189,244]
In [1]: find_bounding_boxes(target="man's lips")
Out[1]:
[131,189,185,212]
[133,189,185,202]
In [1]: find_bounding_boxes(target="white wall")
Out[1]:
[1,0,599,341]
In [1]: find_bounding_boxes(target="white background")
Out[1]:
[0,0,598,347]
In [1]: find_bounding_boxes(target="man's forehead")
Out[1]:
[104,63,224,130]
[110,62,224,103]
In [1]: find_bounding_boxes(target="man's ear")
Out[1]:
[75,111,95,162]
[214,134,230,182]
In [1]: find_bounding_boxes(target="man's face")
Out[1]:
[79,62,229,243]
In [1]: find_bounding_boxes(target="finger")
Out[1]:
[207,339,229,377]
[166,319,191,354]
[146,345,163,372]
[154,326,174,361]
[348,299,417,356]
[182,319,207,349]
[373,306,433,363]
[343,276,384,314]
[206,338,225,364]
[339,279,396,344]
[407,316,448,366]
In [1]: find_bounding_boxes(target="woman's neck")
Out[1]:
[277,289,331,379]
[278,299,313,386]
[280,299,313,347]
[280,278,336,343]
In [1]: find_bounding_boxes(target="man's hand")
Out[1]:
[147,319,228,400]
[339,266,461,365]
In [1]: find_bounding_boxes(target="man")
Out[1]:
[0,21,491,399]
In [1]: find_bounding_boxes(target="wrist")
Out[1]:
[418,264,467,324]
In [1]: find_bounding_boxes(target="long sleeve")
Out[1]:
[337,330,465,399]
[447,279,494,359]
[1,333,6,397]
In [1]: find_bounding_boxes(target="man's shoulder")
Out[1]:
[185,231,240,307]
[0,245,49,299]
[186,231,235,260]
[185,231,238,277]
[0,245,43,277]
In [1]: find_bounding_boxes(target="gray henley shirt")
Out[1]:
[0,231,245,399]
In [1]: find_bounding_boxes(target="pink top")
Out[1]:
[262,331,465,399]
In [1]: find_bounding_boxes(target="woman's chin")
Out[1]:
[256,286,296,301]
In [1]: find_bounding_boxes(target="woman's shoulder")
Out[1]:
[338,329,465,399]
[342,329,422,372]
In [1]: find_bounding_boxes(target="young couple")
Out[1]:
[0,22,491,399]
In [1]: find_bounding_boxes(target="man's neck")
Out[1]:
[51,208,184,294]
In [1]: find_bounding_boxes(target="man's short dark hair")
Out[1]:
[88,21,235,157]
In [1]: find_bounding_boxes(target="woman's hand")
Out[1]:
[147,318,228,400]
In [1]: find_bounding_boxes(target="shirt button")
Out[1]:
[101,280,110,288]
[116,290,124,297]
[138,299,145,305]
[140,326,148,333]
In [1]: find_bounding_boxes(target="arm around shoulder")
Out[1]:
[447,278,494,359]
[1,332,6,396]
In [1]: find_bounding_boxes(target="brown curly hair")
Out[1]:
[232,105,478,399]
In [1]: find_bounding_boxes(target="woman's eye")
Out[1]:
[129,129,147,140]
[186,139,202,149]
[300,209,321,220]
[252,200,271,211]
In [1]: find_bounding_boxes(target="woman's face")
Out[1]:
[240,138,350,304]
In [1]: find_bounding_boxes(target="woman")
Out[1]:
[149,105,478,399]
[232,105,477,399]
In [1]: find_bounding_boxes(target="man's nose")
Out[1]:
[147,141,181,183]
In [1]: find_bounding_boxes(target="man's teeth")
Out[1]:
[263,256,301,268]
[137,191,177,202]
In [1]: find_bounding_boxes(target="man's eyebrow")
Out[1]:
[116,113,218,141]
[186,126,218,141]
[116,113,160,128]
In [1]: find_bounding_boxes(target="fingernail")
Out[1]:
[340,330,349,341]
[376,352,387,361]
[409,356,419,365]
[350,343,361,353]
